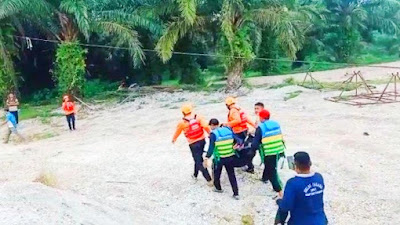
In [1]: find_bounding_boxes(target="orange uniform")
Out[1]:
[172,114,211,144]
[62,102,75,115]
[227,106,255,134]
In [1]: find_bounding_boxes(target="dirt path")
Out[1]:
[0,62,400,224]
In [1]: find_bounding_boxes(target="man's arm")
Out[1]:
[250,127,262,152]
[206,133,216,158]
[227,109,241,127]
[277,180,295,212]
[172,122,183,143]
[247,116,256,128]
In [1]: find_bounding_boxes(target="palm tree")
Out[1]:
[323,0,400,62]
[1,0,162,94]
[0,0,47,96]
[0,21,17,97]
[156,0,321,91]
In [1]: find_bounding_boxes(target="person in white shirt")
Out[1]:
[6,93,20,124]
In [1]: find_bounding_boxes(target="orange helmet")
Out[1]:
[225,97,236,106]
[181,104,193,114]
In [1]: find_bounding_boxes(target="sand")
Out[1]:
[0,63,400,224]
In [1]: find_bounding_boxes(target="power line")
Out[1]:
[14,35,400,70]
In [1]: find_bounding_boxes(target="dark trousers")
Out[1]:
[66,113,76,130]
[263,154,282,192]
[274,207,289,225]
[10,111,18,124]
[233,148,254,168]
[235,130,254,170]
[213,156,238,196]
[189,140,212,181]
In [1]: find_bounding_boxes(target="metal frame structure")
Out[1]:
[300,71,323,89]
[325,71,400,105]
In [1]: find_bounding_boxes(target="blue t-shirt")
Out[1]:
[6,112,17,128]
[278,172,327,225]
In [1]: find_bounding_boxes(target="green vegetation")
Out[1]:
[269,77,296,89]
[34,171,58,188]
[284,91,303,101]
[55,42,87,95]
[241,214,255,225]
[0,0,399,98]
[19,104,61,121]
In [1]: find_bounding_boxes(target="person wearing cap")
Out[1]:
[250,109,285,197]
[62,95,77,131]
[203,118,243,200]
[274,152,328,225]
[222,97,255,173]
[172,104,212,185]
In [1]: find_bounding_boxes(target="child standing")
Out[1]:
[6,93,20,124]
[62,95,76,131]
[2,108,25,144]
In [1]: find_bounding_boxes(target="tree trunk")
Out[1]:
[226,60,244,92]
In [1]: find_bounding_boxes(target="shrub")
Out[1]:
[54,42,87,96]
[31,88,57,105]
[34,171,58,188]
[83,79,119,98]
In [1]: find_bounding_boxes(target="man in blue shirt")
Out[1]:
[2,108,25,144]
[275,152,328,225]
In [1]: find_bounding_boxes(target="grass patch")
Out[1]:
[34,171,58,188]
[269,77,295,89]
[301,81,362,91]
[241,215,255,225]
[284,90,302,101]
[19,104,61,121]
[31,132,58,141]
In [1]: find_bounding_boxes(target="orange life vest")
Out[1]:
[63,102,75,115]
[65,102,74,111]
[229,107,249,132]
[183,115,204,140]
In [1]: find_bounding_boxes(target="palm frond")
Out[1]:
[0,0,52,20]
[95,10,163,36]
[60,0,90,40]
[155,18,192,62]
[175,0,197,25]
[92,21,145,67]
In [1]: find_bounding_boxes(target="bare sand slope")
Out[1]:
[0,66,400,224]
[247,61,400,85]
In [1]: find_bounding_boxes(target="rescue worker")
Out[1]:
[62,95,76,131]
[172,104,212,185]
[275,152,328,225]
[254,102,265,127]
[222,97,255,173]
[250,109,284,197]
[204,119,241,200]
[243,102,265,170]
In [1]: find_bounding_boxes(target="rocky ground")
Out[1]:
[0,63,399,224]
